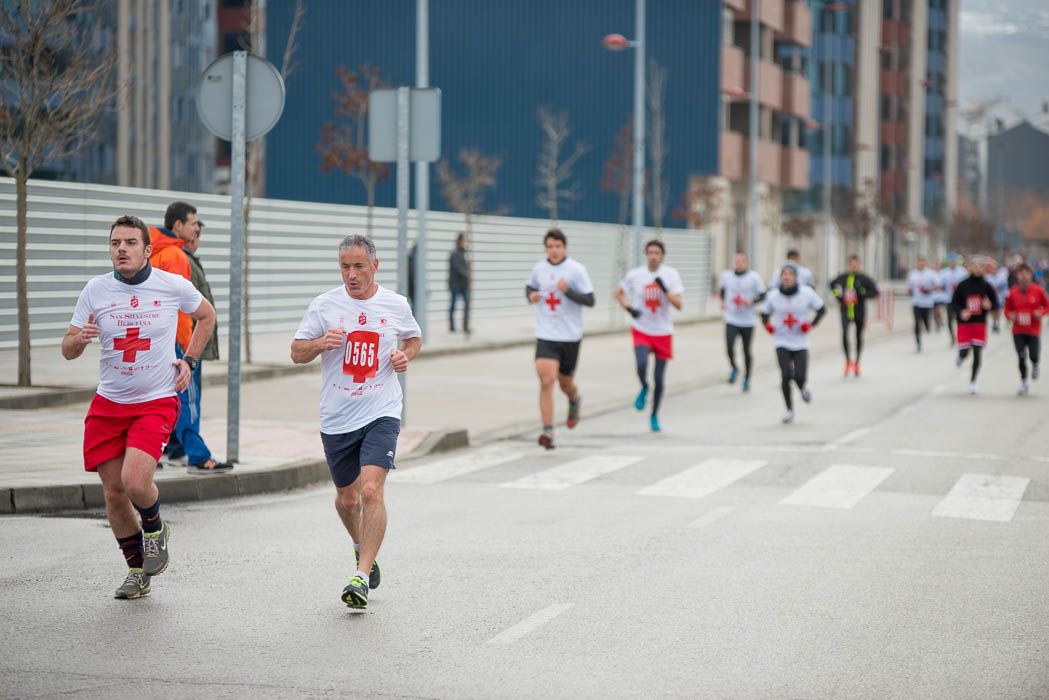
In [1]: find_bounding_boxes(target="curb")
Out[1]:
[0,427,469,515]
[0,317,719,410]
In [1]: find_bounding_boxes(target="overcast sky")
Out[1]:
[959,0,1049,128]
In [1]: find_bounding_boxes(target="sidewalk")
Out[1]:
[0,296,914,513]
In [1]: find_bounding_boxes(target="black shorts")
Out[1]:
[535,339,581,376]
[320,417,400,488]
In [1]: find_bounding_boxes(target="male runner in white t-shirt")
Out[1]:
[615,239,684,432]
[907,255,940,352]
[718,252,766,392]
[292,235,422,610]
[62,215,216,600]
[526,228,595,449]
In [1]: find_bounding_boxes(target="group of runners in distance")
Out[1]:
[64,217,1045,607]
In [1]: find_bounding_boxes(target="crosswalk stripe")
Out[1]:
[394,445,523,485]
[932,474,1030,522]
[487,603,575,645]
[781,465,894,509]
[637,458,767,499]
[688,506,736,529]
[501,455,643,491]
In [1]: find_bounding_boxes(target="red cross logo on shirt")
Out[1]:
[782,313,799,331]
[545,291,562,312]
[732,294,745,308]
[113,327,151,363]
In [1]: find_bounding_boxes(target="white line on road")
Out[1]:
[781,465,895,509]
[688,506,736,529]
[893,448,1003,462]
[487,603,575,645]
[501,455,643,491]
[822,427,872,452]
[638,459,767,499]
[394,445,523,484]
[932,474,1030,522]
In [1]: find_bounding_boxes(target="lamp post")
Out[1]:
[821,2,849,289]
[603,0,645,265]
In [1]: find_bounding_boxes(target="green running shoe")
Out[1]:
[142,522,170,576]
[341,574,369,609]
[355,550,381,590]
[567,396,582,429]
[114,568,151,599]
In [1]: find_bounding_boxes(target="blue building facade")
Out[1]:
[264,1,721,226]
[922,0,948,222]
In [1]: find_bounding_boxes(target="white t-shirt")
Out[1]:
[618,265,684,336]
[932,270,951,304]
[941,266,965,302]
[527,257,594,342]
[71,268,203,404]
[907,268,939,308]
[294,285,422,434]
[762,286,825,351]
[778,263,816,289]
[719,269,766,328]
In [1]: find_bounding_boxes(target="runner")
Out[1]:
[61,215,216,599]
[778,249,816,288]
[829,254,879,377]
[526,228,595,449]
[615,239,684,431]
[990,258,1009,334]
[906,255,939,352]
[1003,263,1049,395]
[941,254,966,346]
[717,252,765,392]
[762,265,826,423]
[291,234,422,610]
[931,259,949,331]
[951,256,999,394]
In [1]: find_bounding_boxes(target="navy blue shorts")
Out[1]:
[320,417,400,488]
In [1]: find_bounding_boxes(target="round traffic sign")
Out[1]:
[197,52,286,141]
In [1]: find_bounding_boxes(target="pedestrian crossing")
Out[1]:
[393,446,1037,523]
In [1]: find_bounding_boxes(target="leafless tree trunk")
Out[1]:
[534,106,588,225]
[0,0,118,386]
[646,60,669,234]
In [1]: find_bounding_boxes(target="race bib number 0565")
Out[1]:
[343,330,380,383]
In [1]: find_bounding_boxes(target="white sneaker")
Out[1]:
[968,382,977,395]
[782,410,795,423]
[954,355,963,368]
[1019,381,1030,396]
[800,389,813,403]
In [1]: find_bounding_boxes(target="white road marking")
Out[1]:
[781,465,895,509]
[487,603,575,645]
[688,506,736,529]
[501,455,643,491]
[932,474,1030,522]
[822,427,872,451]
[394,445,523,484]
[638,459,767,499]
[893,448,1002,462]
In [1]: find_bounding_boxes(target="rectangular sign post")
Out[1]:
[395,87,411,422]
[226,51,247,463]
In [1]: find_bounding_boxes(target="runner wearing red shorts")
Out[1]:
[951,256,999,395]
[62,215,216,599]
[1003,262,1049,395]
[615,239,684,432]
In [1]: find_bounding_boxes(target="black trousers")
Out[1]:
[1014,334,1041,380]
[725,324,754,379]
[913,306,932,347]
[776,347,808,411]
[840,312,865,362]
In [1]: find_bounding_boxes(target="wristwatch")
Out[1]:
[183,355,199,372]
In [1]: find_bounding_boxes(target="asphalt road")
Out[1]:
[2,322,1048,699]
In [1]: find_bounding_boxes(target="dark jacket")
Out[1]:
[829,272,879,320]
[449,247,470,290]
[951,275,999,325]
[185,249,220,361]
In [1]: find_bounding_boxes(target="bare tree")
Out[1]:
[834,177,877,254]
[435,148,503,236]
[672,176,724,230]
[534,106,588,224]
[0,0,118,386]
[241,0,305,363]
[316,64,391,236]
[949,196,995,252]
[646,60,670,233]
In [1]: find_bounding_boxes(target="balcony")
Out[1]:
[880,121,905,145]
[722,45,745,94]
[741,0,784,32]
[724,0,746,12]
[879,69,906,95]
[780,0,812,48]
[783,73,810,118]
[745,59,783,110]
[720,130,744,181]
[880,171,905,196]
[881,18,909,47]
[780,146,809,190]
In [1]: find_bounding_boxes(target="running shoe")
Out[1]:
[650,415,661,432]
[968,382,977,395]
[954,354,963,368]
[634,386,648,411]
[1019,381,1030,396]
[341,575,368,609]
[801,388,812,403]
[1034,364,1040,381]
[782,410,795,424]
[853,361,861,378]
[142,522,170,576]
[566,396,582,429]
[742,378,750,393]
[114,568,150,599]
[538,431,556,450]
[355,550,381,590]
[844,361,852,377]
[728,368,738,384]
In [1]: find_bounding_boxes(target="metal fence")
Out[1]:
[0,178,712,350]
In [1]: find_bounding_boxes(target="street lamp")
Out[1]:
[820,1,849,290]
[603,0,645,266]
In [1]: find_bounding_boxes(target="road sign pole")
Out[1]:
[396,86,410,424]
[226,50,247,463]
[414,0,429,340]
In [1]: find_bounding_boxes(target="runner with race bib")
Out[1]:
[1003,262,1049,395]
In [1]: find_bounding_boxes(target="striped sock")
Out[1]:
[117,532,144,569]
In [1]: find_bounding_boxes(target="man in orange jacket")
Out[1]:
[150,202,232,473]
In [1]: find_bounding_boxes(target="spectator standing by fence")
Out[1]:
[449,233,471,333]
